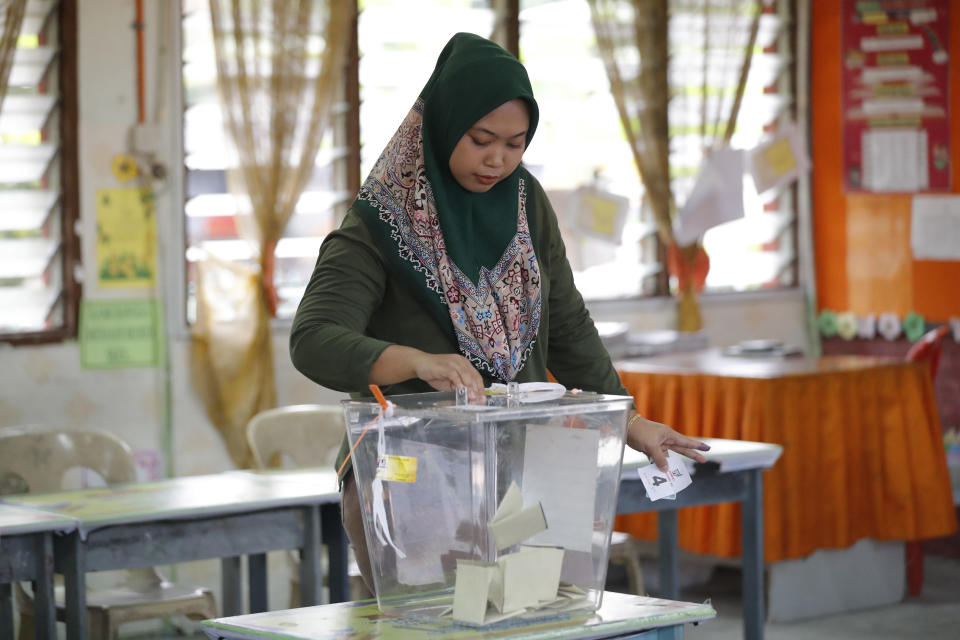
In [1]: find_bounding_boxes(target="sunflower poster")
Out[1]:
[96,187,157,289]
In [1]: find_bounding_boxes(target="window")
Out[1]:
[180,0,799,320]
[0,0,80,342]
[525,0,798,299]
[520,0,662,299]
[671,0,798,291]
[181,0,493,323]
[358,0,494,178]
[181,0,353,322]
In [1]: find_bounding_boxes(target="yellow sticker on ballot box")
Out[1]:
[376,455,418,483]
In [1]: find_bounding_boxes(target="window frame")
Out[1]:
[173,0,807,331]
[1,0,82,345]
[176,0,360,330]
[669,0,802,295]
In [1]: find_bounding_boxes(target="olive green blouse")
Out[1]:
[289,175,628,484]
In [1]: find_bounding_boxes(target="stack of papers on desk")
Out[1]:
[626,330,708,357]
[722,339,802,358]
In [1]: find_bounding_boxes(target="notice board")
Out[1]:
[842,0,951,192]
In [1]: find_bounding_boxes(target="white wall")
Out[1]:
[0,0,811,623]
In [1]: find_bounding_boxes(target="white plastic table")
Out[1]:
[202,590,716,640]
[0,504,77,639]
[1,469,343,640]
[617,437,783,640]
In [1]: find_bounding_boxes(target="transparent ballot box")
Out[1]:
[342,388,632,622]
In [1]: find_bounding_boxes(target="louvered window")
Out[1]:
[179,0,799,316]
[523,0,798,298]
[671,0,798,291]
[0,0,79,342]
[358,1,495,178]
[181,0,352,321]
[521,0,662,299]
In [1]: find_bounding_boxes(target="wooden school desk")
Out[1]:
[618,437,781,640]
[0,470,344,640]
[615,351,957,563]
[0,505,77,640]
[202,591,716,640]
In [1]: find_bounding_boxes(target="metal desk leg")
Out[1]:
[741,469,764,640]
[0,582,12,640]
[33,532,56,640]
[248,553,267,613]
[658,510,679,600]
[58,532,87,640]
[657,624,683,640]
[620,624,682,639]
[221,557,243,616]
[299,505,322,606]
[321,502,349,603]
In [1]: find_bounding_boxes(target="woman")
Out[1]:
[290,32,708,590]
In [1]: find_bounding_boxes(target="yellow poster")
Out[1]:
[96,187,157,289]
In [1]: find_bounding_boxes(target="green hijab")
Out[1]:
[419,33,539,279]
[353,33,543,381]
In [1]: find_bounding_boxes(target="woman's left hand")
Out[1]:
[626,414,709,472]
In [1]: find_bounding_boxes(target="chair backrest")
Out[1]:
[0,428,171,602]
[0,427,138,494]
[246,404,345,469]
[905,325,951,380]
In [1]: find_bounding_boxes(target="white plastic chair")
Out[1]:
[0,427,217,640]
[246,405,346,470]
[246,404,369,602]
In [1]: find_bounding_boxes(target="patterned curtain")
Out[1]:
[589,0,673,245]
[191,0,350,466]
[588,0,762,330]
[0,0,27,110]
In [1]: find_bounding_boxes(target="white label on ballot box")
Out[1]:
[638,453,692,502]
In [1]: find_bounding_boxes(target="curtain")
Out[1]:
[589,0,673,246]
[588,0,763,330]
[669,0,763,199]
[192,0,350,467]
[0,0,27,109]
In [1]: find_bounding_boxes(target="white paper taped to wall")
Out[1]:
[673,147,745,245]
[862,129,929,192]
[911,196,960,261]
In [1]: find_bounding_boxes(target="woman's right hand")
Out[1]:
[369,345,485,403]
[412,352,485,403]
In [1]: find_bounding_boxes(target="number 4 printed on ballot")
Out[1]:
[638,453,693,502]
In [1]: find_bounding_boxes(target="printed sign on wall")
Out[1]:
[79,298,162,369]
[842,0,951,192]
[96,188,157,288]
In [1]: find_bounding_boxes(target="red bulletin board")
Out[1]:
[842,0,951,192]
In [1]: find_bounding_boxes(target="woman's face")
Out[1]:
[448,99,529,193]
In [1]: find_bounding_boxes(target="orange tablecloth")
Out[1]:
[615,352,957,563]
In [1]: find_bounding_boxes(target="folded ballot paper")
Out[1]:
[488,481,547,550]
[450,482,589,626]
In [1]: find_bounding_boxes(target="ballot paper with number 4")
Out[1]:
[638,454,692,501]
